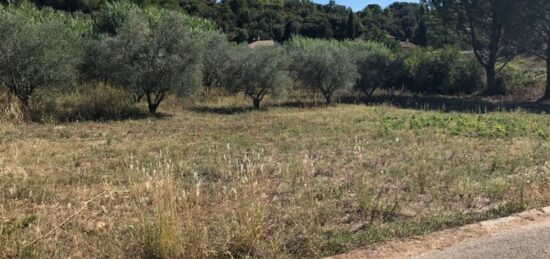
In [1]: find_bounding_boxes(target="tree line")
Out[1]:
[0,1,549,120]
[1,0,457,47]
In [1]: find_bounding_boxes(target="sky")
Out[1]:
[314,0,418,11]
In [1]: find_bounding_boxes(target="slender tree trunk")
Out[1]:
[18,95,29,107]
[145,92,158,114]
[485,63,498,96]
[325,94,331,105]
[148,103,158,114]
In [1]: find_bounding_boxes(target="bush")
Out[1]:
[396,47,483,95]
[28,84,143,122]
[496,63,544,97]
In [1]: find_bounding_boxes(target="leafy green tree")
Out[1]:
[0,12,81,106]
[109,10,203,113]
[429,0,525,95]
[388,2,420,41]
[224,46,291,109]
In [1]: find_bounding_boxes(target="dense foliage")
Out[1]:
[3,0,456,47]
[0,6,82,106]
[0,0,547,121]
[287,37,358,104]
[224,45,291,109]
[97,9,204,113]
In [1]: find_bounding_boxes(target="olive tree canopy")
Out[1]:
[224,46,291,109]
[288,38,358,105]
[355,47,393,97]
[0,12,81,106]
[108,10,203,113]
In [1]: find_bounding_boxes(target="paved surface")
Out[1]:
[414,220,550,259]
[330,207,550,259]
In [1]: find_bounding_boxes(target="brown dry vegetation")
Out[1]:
[1,96,550,258]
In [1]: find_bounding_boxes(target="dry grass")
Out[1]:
[1,97,550,258]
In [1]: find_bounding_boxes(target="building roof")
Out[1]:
[399,40,417,50]
[248,40,276,49]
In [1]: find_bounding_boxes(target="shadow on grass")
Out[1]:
[191,95,550,115]
[34,108,174,123]
[348,94,550,114]
[190,101,334,115]
[189,106,259,115]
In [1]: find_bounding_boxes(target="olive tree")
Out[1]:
[198,31,235,89]
[355,47,393,97]
[289,41,358,105]
[224,46,291,109]
[109,10,203,114]
[0,13,81,106]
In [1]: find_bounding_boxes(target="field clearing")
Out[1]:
[1,102,550,258]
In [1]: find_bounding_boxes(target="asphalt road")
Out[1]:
[414,220,550,259]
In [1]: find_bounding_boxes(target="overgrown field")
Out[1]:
[1,102,550,258]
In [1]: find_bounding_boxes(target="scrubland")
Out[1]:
[1,96,549,258]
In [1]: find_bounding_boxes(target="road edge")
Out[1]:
[329,206,550,259]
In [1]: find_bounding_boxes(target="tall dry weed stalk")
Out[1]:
[0,89,25,123]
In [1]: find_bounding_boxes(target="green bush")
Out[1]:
[496,63,544,96]
[396,47,483,95]
[29,84,144,123]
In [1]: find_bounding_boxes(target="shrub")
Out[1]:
[224,45,292,109]
[496,62,544,97]
[396,47,483,95]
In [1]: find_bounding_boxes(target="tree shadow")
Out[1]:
[340,94,550,114]
[189,95,550,115]
[41,108,174,123]
[189,106,259,115]
[190,101,333,114]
